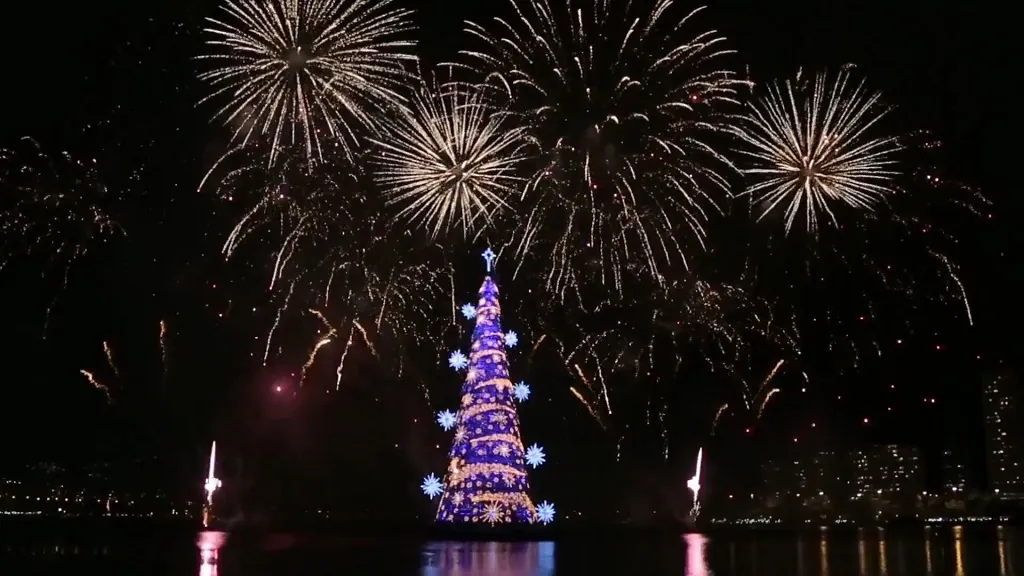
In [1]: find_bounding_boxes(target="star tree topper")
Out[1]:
[482,247,497,272]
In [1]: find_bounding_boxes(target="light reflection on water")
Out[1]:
[197,531,226,576]
[878,528,888,575]
[954,525,965,575]
[820,530,829,575]
[420,541,555,576]
[684,534,709,576]
[2,525,1022,574]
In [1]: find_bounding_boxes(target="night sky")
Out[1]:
[0,0,1003,519]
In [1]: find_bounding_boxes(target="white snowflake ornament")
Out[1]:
[525,444,546,468]
[448,350,468,370]
[512,381,531,402]
[504,331,519,347]
[436,410,457,431]
[535,501,555,524]
[421,474,443,499]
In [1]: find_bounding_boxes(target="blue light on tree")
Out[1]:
[430,248,547,525]
[504,330,519,348]
[512,381,531,402]
[525,444,546,468]
[460,303,476,319]
[535,501,555,524]
[436,410,457,431]
[422,474,444,499]
[447,350,468,370]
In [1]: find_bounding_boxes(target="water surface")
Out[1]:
[0,525,1019,575]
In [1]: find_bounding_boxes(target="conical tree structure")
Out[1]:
[435,269,537,524]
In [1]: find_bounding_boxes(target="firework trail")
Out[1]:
[569,386,606,429]
[300,309,337,387]
[734,65,902,234]
[708,361,783,435]
[102,341,119,380]
[197,0,417,166]
[43,268,72,338]
[0,138,124,337]
[264,280,297,364]
[461,1,745,303]
[159,319,169,382]
[749,359,785,409]
[80,370,112,404]
[370,74,529,238]
[931,251,973,325]
[333,326,356,390]
[560,335,613,415]
[710,403,728,435]
[755,388,779,420]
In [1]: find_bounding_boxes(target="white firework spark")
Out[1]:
[734,65,902,234]
[197,0,417,166]
[461,1,744,301]
[370,76,528,238]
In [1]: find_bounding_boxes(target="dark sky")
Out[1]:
[0,0,1002,514]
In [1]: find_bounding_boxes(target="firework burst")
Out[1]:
[536,271,796,441]
[199,141,360,291]
[461,1,744,302]
[370,75,529,238]
[734,65,902,234]
[296,242,452,394]
[0,137,124,334]
[197,0,417,166]
[203,143,451,392]
[739,130,989,371]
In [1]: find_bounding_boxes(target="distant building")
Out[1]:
[940,450,969,494]
[760,458,793,504]
[807,451,847,500]
[982,370,1024,495]
[760,450,846,505]
[850,445,924,500]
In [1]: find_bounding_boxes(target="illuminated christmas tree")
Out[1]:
[422,248,555,526]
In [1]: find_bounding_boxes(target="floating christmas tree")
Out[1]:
[422,248,554,525]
